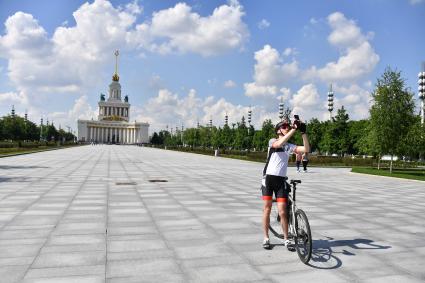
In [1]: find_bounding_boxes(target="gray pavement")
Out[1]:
[0,145,424,283]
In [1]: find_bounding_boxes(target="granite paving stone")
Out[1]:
[0,145,424,282]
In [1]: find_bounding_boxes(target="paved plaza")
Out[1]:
[0,145,424,283]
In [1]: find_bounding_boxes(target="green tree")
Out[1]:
[334,106,350,155]
[400,117,425,160]
[306,118,323,154]
[370,67,416,172]
[348,119,369,155]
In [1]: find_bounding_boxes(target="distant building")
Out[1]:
[77,51,149,144]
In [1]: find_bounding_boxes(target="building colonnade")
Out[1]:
[99,106,129,117]
[87,126,139,143]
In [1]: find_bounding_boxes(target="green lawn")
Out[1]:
[0,145,81,158]
[351,167,425,181]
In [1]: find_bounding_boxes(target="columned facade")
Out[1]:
[77,50,149,144]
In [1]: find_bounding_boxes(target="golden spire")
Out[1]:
[112,50,120,82]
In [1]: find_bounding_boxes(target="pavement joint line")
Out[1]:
[20,149,106,281]
[1,145,425,282]
[0,148,96,231]
[113,148,188,281]
[141,172,273,282]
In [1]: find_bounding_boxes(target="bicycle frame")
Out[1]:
[268,179,312,264]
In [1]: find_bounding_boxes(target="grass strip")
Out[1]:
[351,167,425,181]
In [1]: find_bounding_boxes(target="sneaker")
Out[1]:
[284,239,296,251]
[303,169,307,173]
[262,238,271,250]
[296,169,300,173]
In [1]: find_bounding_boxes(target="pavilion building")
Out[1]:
[77,51,149,144]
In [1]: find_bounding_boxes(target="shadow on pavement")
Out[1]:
[0,165,49,170]
[0,176,33,183]
[308,236,391,269]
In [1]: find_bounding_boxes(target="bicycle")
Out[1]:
[269,178,312,264]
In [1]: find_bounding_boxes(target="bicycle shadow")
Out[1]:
[307,236,391,269]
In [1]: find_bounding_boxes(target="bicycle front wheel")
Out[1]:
[269,201,284,239]
[294,209,312,264]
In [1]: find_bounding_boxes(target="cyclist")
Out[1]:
[262,118,310,249]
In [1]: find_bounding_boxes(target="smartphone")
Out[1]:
[294,115,300,120]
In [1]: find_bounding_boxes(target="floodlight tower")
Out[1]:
[418,64,425,125]
[327,84,334,120]
[40,118,43,141]
[248,106,252,126]
[224,112,228,126]
[278,98,284,121]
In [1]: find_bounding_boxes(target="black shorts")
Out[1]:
[262,175,289,202]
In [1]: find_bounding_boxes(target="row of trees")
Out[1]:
[0,115,76,143]
[151,68,425,162]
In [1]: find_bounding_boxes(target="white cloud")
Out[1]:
[244,45,299,98]
[258,19,270,29]
[0,0,249,129]
[145,1,248,56]
[332,83,371,119]
[305,12,379,82]
[0,91,28,105]
[409,0,424,5]
[223,80,236,88]
[290,84,323,120]
[133,88,277,132]
[283,47,297,57]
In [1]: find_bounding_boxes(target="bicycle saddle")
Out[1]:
[290,179,301,185]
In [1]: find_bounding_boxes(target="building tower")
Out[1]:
[278,98,284,121]
[327,84,334,120]
[40,118,43,141]
[418,63,425,125]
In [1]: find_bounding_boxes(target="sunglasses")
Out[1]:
[280,124,291,129]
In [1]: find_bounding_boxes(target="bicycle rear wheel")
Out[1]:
[294,209,312,264]
[269,201,284,239]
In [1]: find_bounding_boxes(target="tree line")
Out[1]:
[151,68,425,161]
[0,114,76,144]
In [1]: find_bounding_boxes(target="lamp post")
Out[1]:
[328,84,334,120]
[418,65,425,125]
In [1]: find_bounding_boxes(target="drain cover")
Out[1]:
[116,182,137,185]
[148,179,168,182]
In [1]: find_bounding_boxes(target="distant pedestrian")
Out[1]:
[295,153,302,173]
[302,153,309,172]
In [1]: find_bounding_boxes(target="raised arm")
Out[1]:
[294,133,310,154]
[271,128,297,148]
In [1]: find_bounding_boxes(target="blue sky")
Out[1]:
[0,0,424,133]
